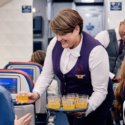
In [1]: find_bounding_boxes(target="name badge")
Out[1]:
[75,75,85,79]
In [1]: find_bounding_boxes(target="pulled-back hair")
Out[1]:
[30,50,46,66]
[50,8,83,35]
[114,60,125,112]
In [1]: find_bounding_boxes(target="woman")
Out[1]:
[30,50,58,95]
[17,9,114,125]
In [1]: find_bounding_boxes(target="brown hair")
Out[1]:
[124,20,125,23]
[30,50,46,66]
[114,60,125,112]
[50,8,83,35]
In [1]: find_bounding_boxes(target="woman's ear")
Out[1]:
[74,25,80,35]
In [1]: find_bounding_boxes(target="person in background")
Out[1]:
[30,50,58,95]
[95,20,125,125]
[111,60,125,125]
[14,113,32,125]
[95,20,125,83]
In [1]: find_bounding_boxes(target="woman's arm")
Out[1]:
[33,37,57,96]
[86,45,109,116]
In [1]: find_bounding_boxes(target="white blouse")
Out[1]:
[33,34,110,116]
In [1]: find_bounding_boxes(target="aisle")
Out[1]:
[54,112,69,125]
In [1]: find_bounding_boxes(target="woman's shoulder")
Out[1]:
[47,37,57,51]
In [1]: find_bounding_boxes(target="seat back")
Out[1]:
[0,69,35,125]
[0,86,15,125]
[4,62,43,83]
[4,62,46,114]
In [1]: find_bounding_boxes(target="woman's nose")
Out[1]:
[56,35,62,41]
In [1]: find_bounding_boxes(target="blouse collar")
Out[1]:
[66,34,83,58]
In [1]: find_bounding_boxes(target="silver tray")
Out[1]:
[46,105,87,113]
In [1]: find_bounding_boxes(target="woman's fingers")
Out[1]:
[20,113,32,125]
[22,113,32,120]
[24,119,32,125]
[15,115,17,120]
[67,112,82,116]
[24,114,32,122]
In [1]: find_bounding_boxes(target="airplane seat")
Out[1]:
[0,69,35,125]
[0,86,15,125]
[4,62,47,123]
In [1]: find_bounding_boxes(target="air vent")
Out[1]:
[53,0,73,2]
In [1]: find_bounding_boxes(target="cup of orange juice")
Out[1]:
[62,95,75,110]
[17,91,28,103]
[67,93,79,105]
[75,94,88,108]
[48,95,61,109]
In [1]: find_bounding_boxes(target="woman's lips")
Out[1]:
[61,41,67,44]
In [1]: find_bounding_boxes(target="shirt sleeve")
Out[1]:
[109,72,115,79]
[47,80,58,95]
[95,30,109,48]
[86,45,109,116]
[33,37,57,96]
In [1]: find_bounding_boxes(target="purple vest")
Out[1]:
[52,31,112,97]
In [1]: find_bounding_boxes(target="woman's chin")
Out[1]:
[62,44,69,48]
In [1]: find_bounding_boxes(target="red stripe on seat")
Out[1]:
[9,62,43,68]
[0,69,34,87]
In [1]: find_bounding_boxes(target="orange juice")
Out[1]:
[18,95,28,103]
[62,98,75,110]
[18,95,22,103]
[22,95,28,103]
[47,95,61,109]
[63,105,75,110]
[76,103,87,108]
[75,98,88,109]
[48,103,60,109]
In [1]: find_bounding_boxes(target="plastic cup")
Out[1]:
[67,93,79,104]
[17,91,28,103]
[17,92,22,103]
[48,95,61,109]
[62,95,75,110]
[67,93,75,99]
[22,94,28,103]
[62,95,66,106]
[75,94,88,108]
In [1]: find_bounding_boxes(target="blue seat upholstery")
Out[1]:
[0,86,15,125]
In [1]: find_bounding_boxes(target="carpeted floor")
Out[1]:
[54,112,69,125]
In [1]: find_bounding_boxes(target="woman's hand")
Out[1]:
[114,76,121,83]
[14,113,32,125]
[16,91,40,104]
[67,112,82,117]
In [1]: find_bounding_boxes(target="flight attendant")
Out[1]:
[17,8,114,125]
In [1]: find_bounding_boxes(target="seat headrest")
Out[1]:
[4,62,43,72]
[0,86,15,125]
